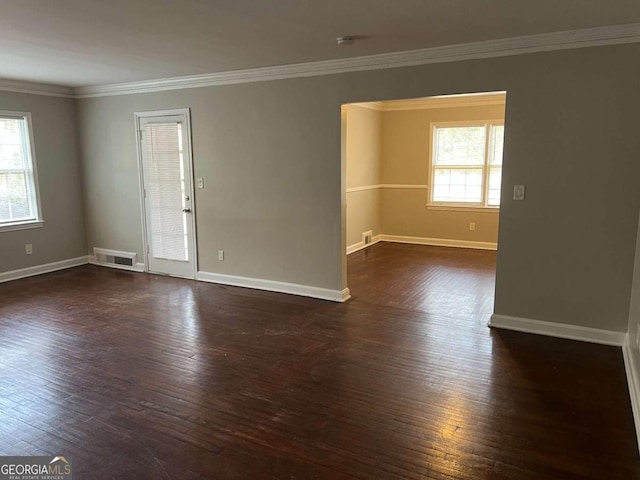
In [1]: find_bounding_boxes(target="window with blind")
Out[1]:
[429,122,504,208]
[0,112,42,230]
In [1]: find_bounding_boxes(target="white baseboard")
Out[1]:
[197,271,350,302]
[622,334,640,453]
[489,314,625,346]
[380,234,497,251]
[347,235,382,255]
[0,256,89,284]
[88,256,145,272]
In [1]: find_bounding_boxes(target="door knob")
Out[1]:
[182,208,192,213]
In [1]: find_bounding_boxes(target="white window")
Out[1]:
[0,112,42,231]
[429,122,504,208]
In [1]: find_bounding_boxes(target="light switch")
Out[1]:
[197,177,204,189]
[513,185,525,201]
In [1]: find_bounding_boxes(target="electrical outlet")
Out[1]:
[362,230,373,245]
[197,177,204,189]
[513,184,525,201]
[469,222,476,231]
[218,250,224,261]
[25,244,32,255]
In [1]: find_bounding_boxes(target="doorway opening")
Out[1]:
[341,92,506,319]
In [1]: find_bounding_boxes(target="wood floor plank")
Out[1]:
[0,242,638,479]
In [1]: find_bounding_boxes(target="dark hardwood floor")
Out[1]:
[347,242,497,322]
[0,242,638,479]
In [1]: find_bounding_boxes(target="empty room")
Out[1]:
[344,93,503,320]
[2,2,640,479]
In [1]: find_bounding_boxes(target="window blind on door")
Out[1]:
[144,122,188,262]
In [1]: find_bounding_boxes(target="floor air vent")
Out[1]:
[92,248,138,270]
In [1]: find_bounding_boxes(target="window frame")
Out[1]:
[427,120,504,211]
[0,111,44,232]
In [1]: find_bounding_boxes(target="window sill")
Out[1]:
[426,205,499,213]
[0,220,44,233]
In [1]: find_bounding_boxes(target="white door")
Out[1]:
[137,109,197,278]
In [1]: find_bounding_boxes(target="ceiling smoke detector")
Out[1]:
[337,36,355,45]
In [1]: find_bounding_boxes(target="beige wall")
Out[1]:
[381,189,500,243]
[380,104,504,244]
[346,189,381,247]
[0,91,86,274]
[76,43,640,332]
[345,106,382,189]
[345,105,382,247]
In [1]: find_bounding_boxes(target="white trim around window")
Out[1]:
[428,120,504,210]
[0,111,44,232]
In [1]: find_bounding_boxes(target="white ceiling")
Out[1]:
[2,0,640,88]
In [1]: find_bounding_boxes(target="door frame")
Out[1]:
[134,108,198,278]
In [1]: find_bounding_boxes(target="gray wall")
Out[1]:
[77,78,344,290]
[76,43,640,331]
[0,91,86,273]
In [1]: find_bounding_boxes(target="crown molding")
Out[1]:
[0,78,74,98]
[74,22,640,98]
[2,22,639,99]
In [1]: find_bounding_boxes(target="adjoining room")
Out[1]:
[344,92,505,319]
